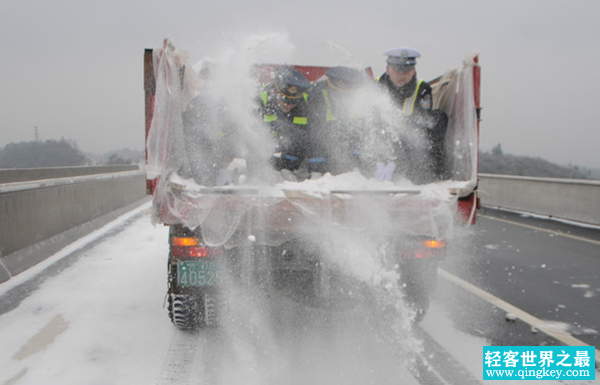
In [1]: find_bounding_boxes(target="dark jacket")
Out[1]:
[182,91,240,185]
[306,81,363,175]
[258,84,310,171]
[378,73,449,183]
[378,73,433,121]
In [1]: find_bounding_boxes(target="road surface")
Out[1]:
[0,203,597,384]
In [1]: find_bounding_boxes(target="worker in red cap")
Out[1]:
[378,47,448,183]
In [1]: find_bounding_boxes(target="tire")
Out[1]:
[167,255,219,329]
[167,290,219,329]
[399,260,439,323]
[168,293,203,329]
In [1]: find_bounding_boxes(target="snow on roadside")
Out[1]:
[0,208,173,385]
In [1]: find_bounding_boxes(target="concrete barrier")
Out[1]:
[0,164,139,183]
[0,168,148,282]
[479,174,600,226]
[2,170,597,283]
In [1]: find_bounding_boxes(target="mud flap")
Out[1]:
[204,293,218,327]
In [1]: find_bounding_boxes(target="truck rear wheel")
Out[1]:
[167,254,219,329]
[167,291,218,329]
[399,260,439,323]
[168,293,203,329]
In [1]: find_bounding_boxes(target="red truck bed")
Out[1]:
[144,43,481,239]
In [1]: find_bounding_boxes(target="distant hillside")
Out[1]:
[86,148,145,165]
[0,140,145,169]
[0,139,88,168]
[479,145,598,180]
[2,140,597,180]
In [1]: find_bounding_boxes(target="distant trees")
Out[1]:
[479,143,595,180]
[99,149,144,165]
[491,143,503,156]
[105,153,130,165]
[0,139,88,168]
[1,138,596,180]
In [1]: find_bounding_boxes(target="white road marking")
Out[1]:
[479,214,600,246]
[438,268,600,368]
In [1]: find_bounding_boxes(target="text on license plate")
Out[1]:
[177,260,219,287]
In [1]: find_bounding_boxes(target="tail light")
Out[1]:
[172,237,200,247]
[170,237,223,258]
[422,240,445,249]
[409,239,446,259]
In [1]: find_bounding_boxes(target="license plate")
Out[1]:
[177,260,219,287]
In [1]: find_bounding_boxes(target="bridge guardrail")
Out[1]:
[479,173,600,227]
[0,167,148,283]
[2,170,598,284]
[0,164,139,183]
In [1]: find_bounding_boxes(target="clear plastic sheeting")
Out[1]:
[431,52,479,188]
[152,171,460,248]
[146,39,198,179]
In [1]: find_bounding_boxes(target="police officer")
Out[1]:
[259,66,311,173]
[378,47,448,183]
[307,66,366,175]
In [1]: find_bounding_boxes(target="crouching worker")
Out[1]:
[182,89,242,186]
[378,47,449,183]
[307,66,367,176]
[182,60,264,186]
[258,66,312,176]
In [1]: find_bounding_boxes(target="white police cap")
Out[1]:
[384,47,421,68]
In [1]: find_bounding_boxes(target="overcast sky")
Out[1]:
[1,0,598,168]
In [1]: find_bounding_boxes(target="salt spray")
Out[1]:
[171,30,461,377]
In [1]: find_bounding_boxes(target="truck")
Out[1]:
[143,40,481,329]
